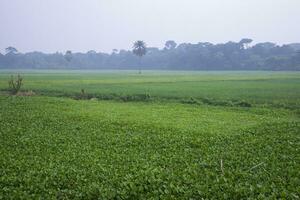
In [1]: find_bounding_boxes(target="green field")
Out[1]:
[0,71,299,199]
[1,70,300,108]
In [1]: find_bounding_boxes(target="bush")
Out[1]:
[8,74,23,95]
[79,89,87,99]
[120,93,151,102]
[181,97,200,105]
[235,100,252,107]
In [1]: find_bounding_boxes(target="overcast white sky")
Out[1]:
[0,0,299,53]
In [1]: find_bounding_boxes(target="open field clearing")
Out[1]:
[0,71,300,108]
[0,71,300,199]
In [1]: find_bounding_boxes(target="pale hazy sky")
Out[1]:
[0,0,299,53]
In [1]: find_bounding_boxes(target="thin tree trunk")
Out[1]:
[138,57,142,74]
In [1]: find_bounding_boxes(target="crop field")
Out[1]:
[1,70,300,107]
[0,70,299,199]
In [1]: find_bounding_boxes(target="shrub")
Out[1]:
[236,100,252,107]
[80,89,87,99]
[200,97,213,105]
[120,93,151,102]
[81,89,85,95]
[8,74,23,95]
[181,97,200,105]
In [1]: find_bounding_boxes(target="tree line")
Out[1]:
[1,39,300,71]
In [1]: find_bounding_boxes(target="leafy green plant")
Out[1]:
[1,71,299,109]
[8,74,23,95]
[235,100,252,107]
[0,96,299,199]
[80,88,87,99]
[120,93,151,102]
[181,97,200,105]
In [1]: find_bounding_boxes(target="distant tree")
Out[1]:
[296,50,300,61]
[133,40,147,74]
[199,42,213,48]
[165,40,177,50]
[112,49,119,54]
[87,50,97,54]
[257,42,276,49]
[288,43,300,51]
[119,49,129,54]
[0,39,299,71]
[64,50,72,62]
[5,47,18,55]
[239,38,253,49]
[146,47,160,55]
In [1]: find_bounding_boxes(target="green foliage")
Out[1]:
[0,71,299,198]
[0,71,299,109]
[8,74,23,94]
[181,97,201,105]
[0,96,299,199]
[76,88,88,100]
[235,100,252,107]
[120,93,151,102]
[199,98,252,107]
[1,40,300,70]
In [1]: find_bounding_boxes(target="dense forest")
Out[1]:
[1,39,300,70]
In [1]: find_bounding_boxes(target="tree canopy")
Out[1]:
[1,40,299,71]
[133,41,147,57]
[5,47,18,55]
[64,50,72,62]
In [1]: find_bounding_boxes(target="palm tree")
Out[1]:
[133,40,147,74]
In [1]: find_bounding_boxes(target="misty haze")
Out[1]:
[0,0,299,199]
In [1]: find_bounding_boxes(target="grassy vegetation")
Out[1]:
[0,70,300,108]
[0,70,299,199]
